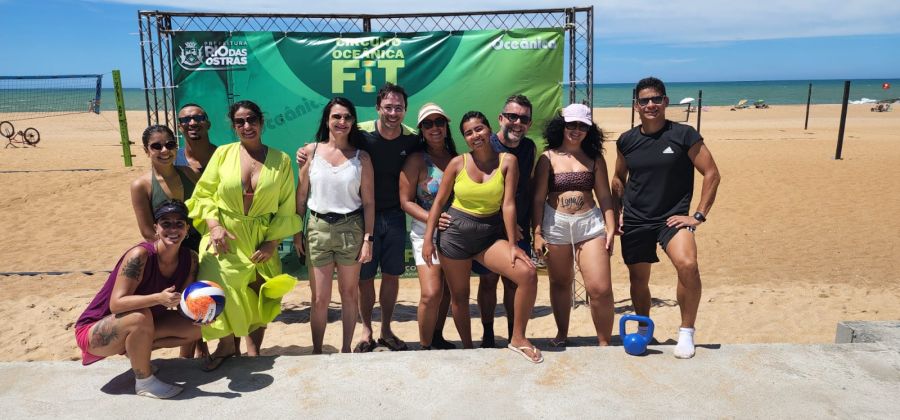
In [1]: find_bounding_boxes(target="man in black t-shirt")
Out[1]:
[611,77,721,359]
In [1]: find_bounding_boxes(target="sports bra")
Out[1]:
[451,153,505,216]
[550,171,594,192]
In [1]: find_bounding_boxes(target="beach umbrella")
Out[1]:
[679,97,695,104]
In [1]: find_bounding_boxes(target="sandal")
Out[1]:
[549,337,568,348]
[353,339,377,353]
[200,352,235,372]
[507,343,544,364]
[377,335,409,351]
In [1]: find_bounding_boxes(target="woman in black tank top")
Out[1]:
[531,104,617,347]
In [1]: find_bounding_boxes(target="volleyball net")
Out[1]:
[0,74,102,121]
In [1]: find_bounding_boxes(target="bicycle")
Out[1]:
[1,121,40,148]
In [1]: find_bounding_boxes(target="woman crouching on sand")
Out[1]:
[74,200,202,399]
[422,111,542,363]
[532,104,616,347]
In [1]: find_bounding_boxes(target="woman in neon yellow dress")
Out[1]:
[187,100,301,371]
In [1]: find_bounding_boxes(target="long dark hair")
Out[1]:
[315,97,364,149]
[417,120,458,157]
[543,114,604,159]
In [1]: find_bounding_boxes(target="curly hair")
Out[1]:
[542,114,604,159]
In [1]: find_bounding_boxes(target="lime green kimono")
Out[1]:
[187,142,301,340]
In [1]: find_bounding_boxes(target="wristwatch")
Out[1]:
[364,234,374,242]
[693,211,706,223]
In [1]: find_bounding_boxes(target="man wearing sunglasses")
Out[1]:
[176,103,218,176]
[611,77,721,359]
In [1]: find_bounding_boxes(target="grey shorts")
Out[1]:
[541,203,606,245]
[437,207,503,260]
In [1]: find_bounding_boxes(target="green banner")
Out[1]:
[172,29,563,276]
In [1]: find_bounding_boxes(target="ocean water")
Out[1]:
[1,80,898,113]
[586,79,900,108]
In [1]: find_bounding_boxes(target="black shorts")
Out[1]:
[437,207,503,260]
[620,222,691,265]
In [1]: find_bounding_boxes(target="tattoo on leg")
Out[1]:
[133,368,150,379]
[123,256,145,280]
[90,317,119,347]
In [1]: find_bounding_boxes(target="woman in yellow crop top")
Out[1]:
[423,111,542,364]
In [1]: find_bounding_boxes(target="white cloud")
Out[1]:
[100,0,900,44]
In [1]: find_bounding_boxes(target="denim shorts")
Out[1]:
[360,207,407,279]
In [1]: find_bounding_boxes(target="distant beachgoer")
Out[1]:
[176,103,218,176]
[611,77,722,359]
[187,100,301,370]
[74,199,201,399]
[532,104,617,346]
[399,103,457,350]
[422,111,542,363]
[294,97,375,354]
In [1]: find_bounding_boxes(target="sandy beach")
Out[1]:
[1,103,898,362]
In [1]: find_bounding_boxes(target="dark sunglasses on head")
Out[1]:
[420,117,448,130]
[159,220,187,230]
[565,121,591,132]
[502,113,532,124]
[637,96,666,106]
[330,113,355,122]
[233,115,260,127]
[149,141,178,151]
[178,115,208,125]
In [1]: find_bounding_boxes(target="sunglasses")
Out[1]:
[178,115,208,125]
[331,113,355,122]
[565,121,591,132]
[233,115,260,127]
[420,117,448,130]
[501,113,532,124]
[637,96,666,107]
[159,220,187,230]
[148,141,178,151]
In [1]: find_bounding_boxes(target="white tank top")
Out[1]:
[307,146,363,214]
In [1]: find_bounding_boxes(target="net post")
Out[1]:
[804,83,812,130]
[697,90,703,134]
[835,80,850,160]
[113,70,134,167]
[93,75,103,114]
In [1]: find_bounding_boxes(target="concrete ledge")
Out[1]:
[2,342,899,418]
[835,320,900,346]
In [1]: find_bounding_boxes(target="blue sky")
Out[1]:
[1,0,898,87]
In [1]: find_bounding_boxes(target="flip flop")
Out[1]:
[377,335,409,351]
[200,352,235,372]
[353,339,377,353]
[507,344,544,364]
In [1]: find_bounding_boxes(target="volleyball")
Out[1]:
[179,281,225,323]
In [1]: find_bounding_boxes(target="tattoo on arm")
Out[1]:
[89,316,119,348]
[123,256,144,280]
